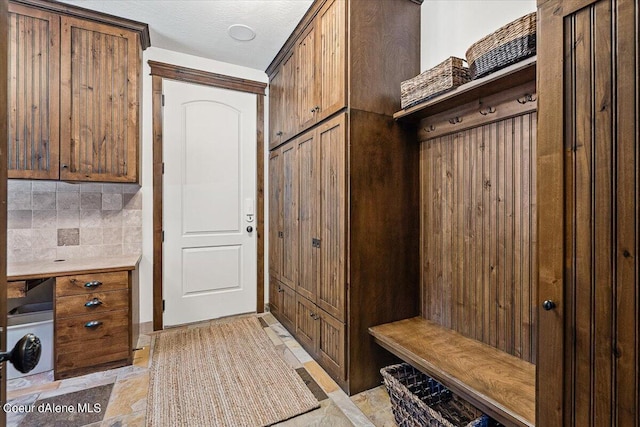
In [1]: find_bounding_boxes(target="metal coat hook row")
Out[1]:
[448,116,462,125]
[517,93,537,104]
[479,106,496,116]
[424,125,436,133]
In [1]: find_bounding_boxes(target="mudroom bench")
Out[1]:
[369,317,535,427]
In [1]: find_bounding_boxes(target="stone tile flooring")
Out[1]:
[6,313,396,427]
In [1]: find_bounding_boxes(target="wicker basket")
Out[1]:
[400,57,471,109]
[465,12,536,80]
[381,363,489,427]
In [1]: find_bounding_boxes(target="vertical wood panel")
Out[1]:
[539,0,639,423]
[60,17,138,182]
[296,28,315,130]
[268,150,282,281]
[281,143,298,289]
[318,115,346,321]
[317,0,346,122]
[421,112,537,362]
[613,0,638,424]
[1,0,9,419]
[297,130,319,303]
[7,4,59,179]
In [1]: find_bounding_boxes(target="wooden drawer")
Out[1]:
[56,290,129,318]
[56,335,130,373]
[55,310,129,344]
[56,271,128,297]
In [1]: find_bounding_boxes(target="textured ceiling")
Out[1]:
[58,0,313,71]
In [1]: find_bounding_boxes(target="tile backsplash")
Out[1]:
[7,180,142,263]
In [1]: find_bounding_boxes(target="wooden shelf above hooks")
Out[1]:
[394,56,536,123]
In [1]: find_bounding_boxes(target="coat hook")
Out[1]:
[479,106,496,115]
[424,124,436,133]
[517,93,536,104]
[448,116,462,125]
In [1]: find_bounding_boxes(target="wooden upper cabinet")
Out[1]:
[6,0,148,182]
[316,0,346,123]
[8,4,60,179]
[267,0,346,147]
[60,17,140,182]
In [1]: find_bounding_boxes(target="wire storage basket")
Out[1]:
[400,57,471,109]
[465,12,536,80]
[381,363,490,427]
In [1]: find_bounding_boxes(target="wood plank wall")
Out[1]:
[562,1,639,424]
[421,112,537,363]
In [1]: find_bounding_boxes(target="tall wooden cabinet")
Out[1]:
[7,0,149,182]
[537,0,639,424]
[268,0,422,394]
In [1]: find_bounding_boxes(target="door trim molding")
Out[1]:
[150,61,266,331]
[148,61,266,95]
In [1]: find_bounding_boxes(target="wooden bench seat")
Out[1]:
[369,317,535,427]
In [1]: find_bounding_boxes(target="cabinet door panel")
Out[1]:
[8,4,60,179]
[281,52,298,142]
[268,150,283,279]
[297,130,319,302]
[318,310,345,381]
[296,26,317,131]
[295,294,318,356]
[60,17,139,182]
[318,114,346,321]
[268,67,283,149]
[317,0,346,122]
[280,283,296,332]
[268,275,281,314]
[281,142,298,289]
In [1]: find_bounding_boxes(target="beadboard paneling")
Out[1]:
[421,112,537,363]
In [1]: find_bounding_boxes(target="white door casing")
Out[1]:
[163,80,257,326]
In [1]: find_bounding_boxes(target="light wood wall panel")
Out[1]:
[421,112,537,363]
[8,4,59,179]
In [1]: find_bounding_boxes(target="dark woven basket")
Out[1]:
[465,12,536,80]
[400,57,471,110]
[381,363,489,427]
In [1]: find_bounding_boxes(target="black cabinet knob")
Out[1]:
[542,300,556,311]
[247,226,253,233]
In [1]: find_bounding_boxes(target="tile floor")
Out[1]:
[6,313,396,427]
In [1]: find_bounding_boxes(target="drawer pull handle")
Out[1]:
[84,320,102,328]
[84,298,103,308]
[84,280,102,288]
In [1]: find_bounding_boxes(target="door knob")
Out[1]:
[542,300,556,311]
[247,226,253,233]
[0,333,42,374]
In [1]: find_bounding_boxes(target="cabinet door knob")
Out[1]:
[61,164,68,169]
[542,300,556,311]
[247,226,253,233]
[84,320,103,328]
[84,280,102,288]
[276,131,283,136]
[84,298,103,308]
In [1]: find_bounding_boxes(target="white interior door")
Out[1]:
[163,79,257,327]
